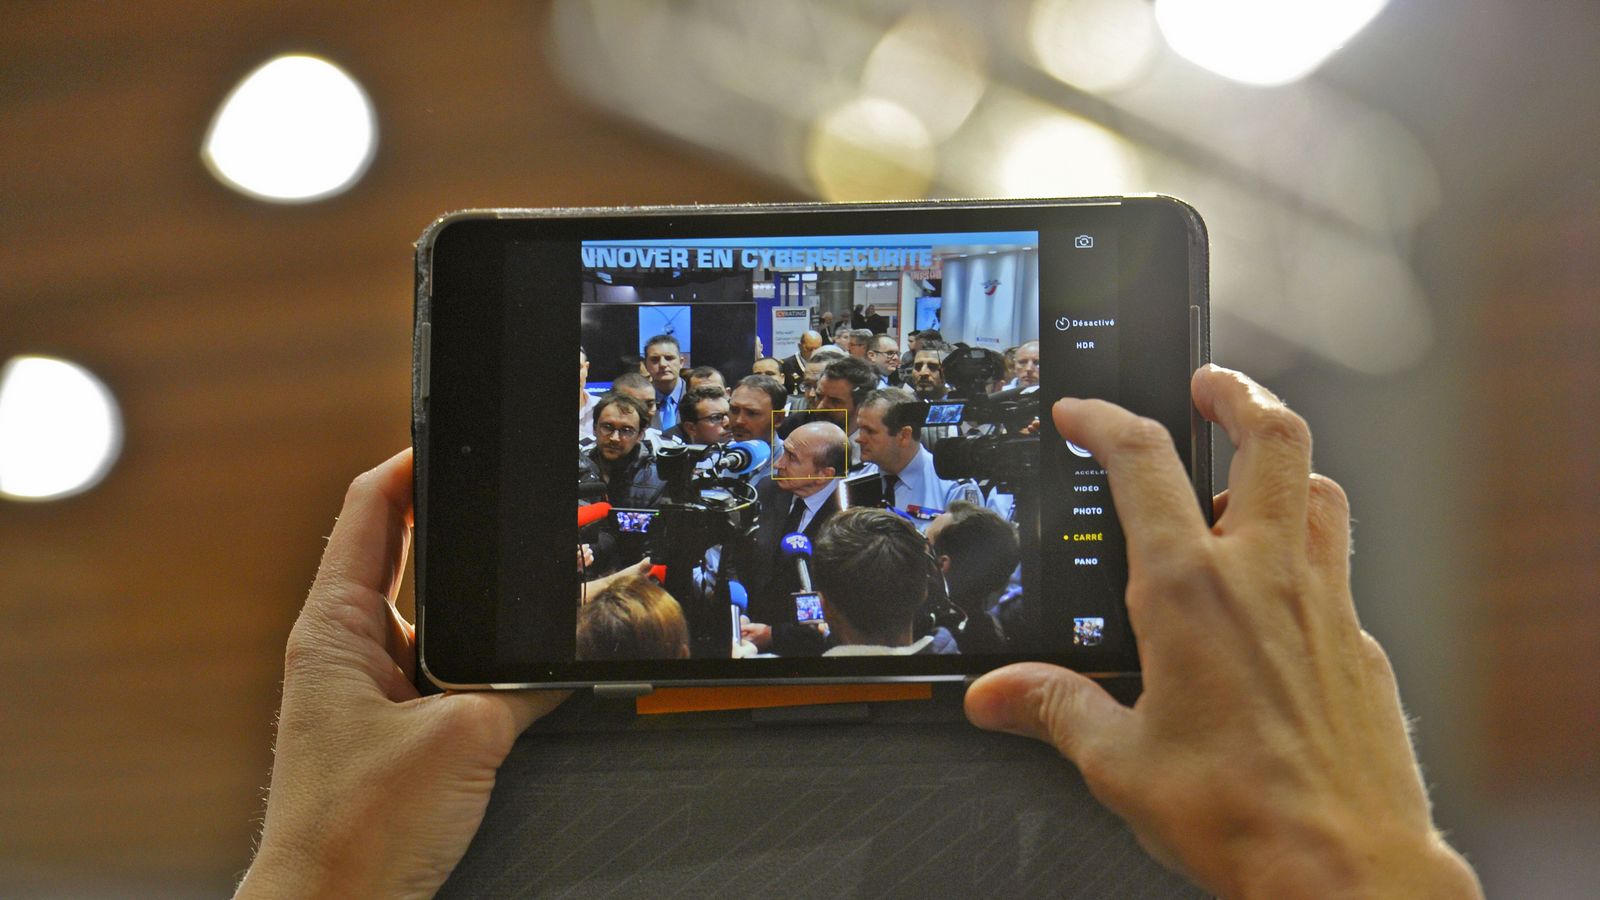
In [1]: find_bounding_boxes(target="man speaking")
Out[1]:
[734,420,847,654]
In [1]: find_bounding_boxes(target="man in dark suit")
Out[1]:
[731,420,848,655]
[777,329,823,396]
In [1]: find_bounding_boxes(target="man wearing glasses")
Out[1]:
[677,386,731,445]
[585,394,668,509]
[865,334,903,388]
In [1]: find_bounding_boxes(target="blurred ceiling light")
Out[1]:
[1154,0,1389,86]
[862,12,988,139]
[997,112,1141,197]
[202,54,377,202]
[1028,0,1160,93]
[805,96,936,201]
[0,356,123,501]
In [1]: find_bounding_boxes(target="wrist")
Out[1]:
[235,843,337,900]
[235,833,383,900]
[1232,821,1481,900]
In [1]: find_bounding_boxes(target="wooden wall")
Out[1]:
[0,2,795,893]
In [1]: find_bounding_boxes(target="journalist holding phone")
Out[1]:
[233,366,1481,899]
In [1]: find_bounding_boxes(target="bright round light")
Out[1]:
[0,356,124,501]
[997,113,1141,197]
[202,54,377,202]
[862,12,988,139]
[805,96,936,202]
[1028,0,1160,93]
[1154,0,1389,87]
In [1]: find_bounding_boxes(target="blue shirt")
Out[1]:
[882,445,984,532]
[654,379,685,432]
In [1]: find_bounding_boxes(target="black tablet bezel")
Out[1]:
[414,198,1209,690]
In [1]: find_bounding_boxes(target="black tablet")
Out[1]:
[414,197,1209,692]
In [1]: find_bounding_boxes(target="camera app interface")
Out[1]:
[572,229,1124,662]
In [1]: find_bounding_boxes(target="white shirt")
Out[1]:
[823,635,936,656]
[791,478,841,534]
[578,389,597,442]
[881,445,984,531]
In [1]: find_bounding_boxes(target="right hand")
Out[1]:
[579,556,651,603]
[964,366,1481,898]
[740,621,773,652]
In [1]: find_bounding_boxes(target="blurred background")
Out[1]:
[1,0,1595,895]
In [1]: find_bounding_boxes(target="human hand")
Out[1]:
[236,449,568,900]
[741,620,773,652]
[577,542,595,571]
[580,556,652,603]
[964,366,1481,898]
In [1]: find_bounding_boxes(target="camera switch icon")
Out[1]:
[1074,234,1094,249]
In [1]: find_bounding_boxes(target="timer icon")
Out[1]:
[1054,316,1072,331]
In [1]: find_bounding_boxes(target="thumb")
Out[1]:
[965,663,1128,762]
[430,690,573,751]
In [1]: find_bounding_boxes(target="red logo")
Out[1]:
[982,279,1001,296]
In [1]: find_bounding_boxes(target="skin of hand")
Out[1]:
[235,449,568,900]
[965,366,1482,899]
[579,556,652,603]
[740,620,774,652]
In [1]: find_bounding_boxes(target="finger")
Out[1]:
[965,663,1130,766]
[312,448,415,610]
[1305,473,1352,581]
[1211,489,1230,525]
[1191,366,1312,534]
[1053,398,1209,568]
[386,602,417,686]
[445,690,573,744]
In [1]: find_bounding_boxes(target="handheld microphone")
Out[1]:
[779,532,814,593]
[713,440,771,477]
[729,579,751,655]
[648,563,667,583]
[577,501,612,528]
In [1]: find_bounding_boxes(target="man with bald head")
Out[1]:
[732,420,849,654]
[778,329,823,396]
[1007,339,1040,390]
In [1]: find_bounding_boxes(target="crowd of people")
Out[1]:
[577,321,1045,660]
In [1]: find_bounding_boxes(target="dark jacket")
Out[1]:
[727,476,841,654]
[583,443,668,509]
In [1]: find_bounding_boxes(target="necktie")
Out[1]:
[659,391,677,431]
[882,474,900,508]
[782,495,806,534]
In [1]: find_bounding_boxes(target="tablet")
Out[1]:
[414,197,1209,692]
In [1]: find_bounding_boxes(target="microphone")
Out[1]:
[578,480,608,501]
[779,532,814,593]
[577,501,612,529]
[648,563,667,583]
[712,440,771,477]
[729,579,751,656]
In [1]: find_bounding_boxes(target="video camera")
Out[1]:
[928,344,1040,489]
[653,440,768,505]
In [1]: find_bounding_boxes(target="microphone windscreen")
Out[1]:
[725,439,772,475]
[728,580,749,611]
[577,501,612,528]
[779,532,813,560]
[648,564,667,583]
